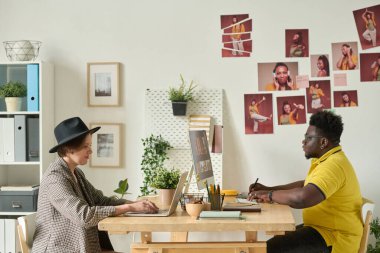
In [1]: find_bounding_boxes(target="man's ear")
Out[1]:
[320,137,328,149]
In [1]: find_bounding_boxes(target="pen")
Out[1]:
[252,178,259,191]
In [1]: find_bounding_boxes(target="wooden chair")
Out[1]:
[17,212,118,253]
[358,198,375,253]
[17,213,36,253]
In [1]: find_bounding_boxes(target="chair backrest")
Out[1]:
[358,198,375,253]
[17,213,37,253]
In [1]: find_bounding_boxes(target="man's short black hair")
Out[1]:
[309,111,343,145]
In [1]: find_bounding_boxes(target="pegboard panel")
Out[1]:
[145,89,223,193]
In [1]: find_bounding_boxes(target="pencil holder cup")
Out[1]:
[203,202,211,211]
[210,194,224,211]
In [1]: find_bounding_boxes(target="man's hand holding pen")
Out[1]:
[248,178,274,202]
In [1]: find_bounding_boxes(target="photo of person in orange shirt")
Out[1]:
[277,96,307,125]
[244,94,273,134]
[249,96,272,133]
[336,44,358,70]
[306,81,331,113]
[333,91,359,108]
[340,92,357,107]
[266,62,298,91]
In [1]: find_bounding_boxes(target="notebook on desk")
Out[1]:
[222,203,261,212]
[125,171,188,217]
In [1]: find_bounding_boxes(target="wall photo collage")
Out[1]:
[229,4,380,135]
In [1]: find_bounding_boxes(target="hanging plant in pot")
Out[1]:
[168,74,197,116]
[150,167,181,207]
[0,81,27,112]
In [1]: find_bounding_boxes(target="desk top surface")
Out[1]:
[98,203,295,233]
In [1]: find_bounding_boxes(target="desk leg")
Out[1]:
[171,232,188,242]
[141,232,152,243]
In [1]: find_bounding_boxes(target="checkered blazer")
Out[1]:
[31,157,126,253]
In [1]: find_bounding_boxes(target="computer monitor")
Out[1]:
[188,130,215,190]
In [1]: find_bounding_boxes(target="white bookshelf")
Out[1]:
[0,61,55,215]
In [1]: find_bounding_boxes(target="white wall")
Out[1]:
[1,0,379,237]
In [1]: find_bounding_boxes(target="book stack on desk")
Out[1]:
[199,211,243,220]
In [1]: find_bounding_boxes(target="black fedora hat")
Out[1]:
[49,117,100,153]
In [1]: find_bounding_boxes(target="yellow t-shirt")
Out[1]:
[340,101,357,107]
[231,23,245,39]
[339,55,358,70]
[279,111,298,125]
[249,104,259,114]
[265,82,297,91]
[310,86,325,99]
[303,146,362,253]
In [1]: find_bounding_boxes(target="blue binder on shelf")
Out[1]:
[14,115,27,162]
[27,64,39,112]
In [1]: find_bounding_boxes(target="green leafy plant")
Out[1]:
[113,178,131,199]
[368,217,380,253]
[140,134,172,196]
[168,74,197,102]
[0,81,27,97]
[150,167,181,189]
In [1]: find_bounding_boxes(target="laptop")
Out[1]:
[125,171,188,217]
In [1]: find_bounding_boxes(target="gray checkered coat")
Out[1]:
[32,157,126,253]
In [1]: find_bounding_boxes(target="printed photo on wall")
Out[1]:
[276,96,306,125]
[89,123,122,168]
[285,29,309,57]
[306,80,331,114]
[334,90,358,108]
[331,42,359,71]
[353,4,380,50]
[221,14,252,57]
[258,62,299,91]
[244,94,273,134]
[310,54,330,77]
[360,53,380,82]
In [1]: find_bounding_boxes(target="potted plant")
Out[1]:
[113,178,131,199]
[168,74,197,116]
[150,167,181,206]
[0,81,27,112]
[140,134,172,196]
[368,217,380,252]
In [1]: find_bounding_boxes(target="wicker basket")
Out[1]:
[3,40,41,61]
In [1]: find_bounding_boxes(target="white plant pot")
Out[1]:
[5,97,22,112]
[158,188,176,207]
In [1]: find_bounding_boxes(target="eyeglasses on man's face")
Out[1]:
[303,134,323,142]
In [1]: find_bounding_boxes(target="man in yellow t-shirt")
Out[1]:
[248,111,362,253]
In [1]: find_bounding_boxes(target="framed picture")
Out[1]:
[90,123,122,168]
[87,62,120,106]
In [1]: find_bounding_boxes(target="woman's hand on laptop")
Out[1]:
[131,200,159,213]
[115,200,159,215]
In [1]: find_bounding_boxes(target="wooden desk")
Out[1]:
[99,203,295,253]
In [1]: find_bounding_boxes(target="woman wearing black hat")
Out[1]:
[32,117,158,253]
